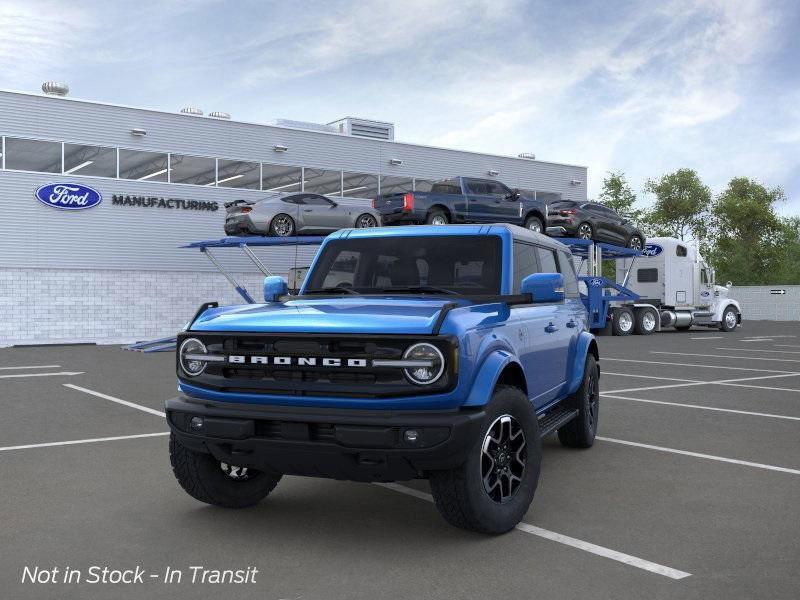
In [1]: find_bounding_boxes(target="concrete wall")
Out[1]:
[730,285,800,322]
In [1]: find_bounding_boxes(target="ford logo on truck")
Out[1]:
[35,183,102,210]
[641,243,663,257]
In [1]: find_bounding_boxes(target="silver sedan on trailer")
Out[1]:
[224,193,382,237]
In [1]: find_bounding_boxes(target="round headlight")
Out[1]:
[403,343,445,385]
[179,337,208,377]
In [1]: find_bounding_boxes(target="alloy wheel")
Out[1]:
[272,215,293,236]
[628,236,643,250]
[725,310,737,329]
[618,311,633,332]
[642,311,656,331]
[220,462,252,481]
[587,370,599,431]
[481,414,527,504]
[431,215,447,225]
[578,224,592,239]
[357,214,377,228]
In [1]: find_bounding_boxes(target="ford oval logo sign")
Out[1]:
[641,243,663,257]
[35,183,102,210]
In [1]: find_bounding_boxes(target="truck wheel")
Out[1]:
[524,215,543,233]
[720,306,738,332]
[270,214,295,237]
[611,307,634,336]
[169,434,281,508]
[558,354,599,448]
[429,385,541,534]
[426,209,449,225]
[633,307,657,335]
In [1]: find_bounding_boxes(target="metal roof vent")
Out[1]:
[42,82,69,96]
[269,119,337,134]
[518,152,536,160]
[328,117,395,141]
[180,106,203,116]
[208,111,231,119]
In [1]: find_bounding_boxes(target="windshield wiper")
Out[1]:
[304,287,361,295]
[376,285,459,295]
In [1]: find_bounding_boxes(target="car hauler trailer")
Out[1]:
[563,236,742,336]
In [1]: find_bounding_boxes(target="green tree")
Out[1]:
[642,169,711,241]
[598,171,641,220]
[707,177,786,285]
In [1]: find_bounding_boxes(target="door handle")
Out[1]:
[566,319,577,328]
[545,323,559,333]
[303,209,313,213]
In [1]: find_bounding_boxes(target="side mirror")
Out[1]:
[505,188,521,201]
[263,275,288,302]
[329,200,338,208]
[521,273,565,303]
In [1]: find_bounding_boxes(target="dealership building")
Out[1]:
[0,84,588,346]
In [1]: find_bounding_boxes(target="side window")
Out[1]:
[513,242,539,293]
[486,181,509,197]
[676,245,688,257]
[536,247,558,274]
[557,251,579,298]
[304,195,332,206]
[282,195,303,205]
[637,268,658,283]
[466,180,489,195]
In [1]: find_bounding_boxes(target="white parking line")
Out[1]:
[597,437,800,476]
[603,372,704,383]
[603,372,800,394]
[776,344,800,349]
[690,336,724,340]
[0,432,169,453]
[0,371,84,379]
[651,351,800,363]
[603,358,798,374]
[714,347,800,354]
[0,364,61,370]
[602,394,800,421]
[739,338,774,343]
[63,384,166,418]
[374,482,691,580]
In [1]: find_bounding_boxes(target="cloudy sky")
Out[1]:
[2,0,798,213]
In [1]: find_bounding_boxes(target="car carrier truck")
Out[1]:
[567,235,741,336]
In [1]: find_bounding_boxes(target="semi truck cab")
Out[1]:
[616,237,742,332]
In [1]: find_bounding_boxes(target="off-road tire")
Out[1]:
[611,307,634,336]
[429,385,541,534]
[169,434,281,508]
[558,355,599,448]
[633,307,657,335]
[426,209,449,225]
[269,213,295,237]
[524,215,544,233]
[720,306,738,332]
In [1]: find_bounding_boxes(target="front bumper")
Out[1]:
[166,395,486,482]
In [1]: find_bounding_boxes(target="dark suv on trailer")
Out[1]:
[547,200,645,249]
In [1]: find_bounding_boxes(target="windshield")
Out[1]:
[304,235,502,295]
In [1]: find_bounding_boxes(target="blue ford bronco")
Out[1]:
[166,224,599,533]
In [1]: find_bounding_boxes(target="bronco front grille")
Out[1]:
[178,332,457,398]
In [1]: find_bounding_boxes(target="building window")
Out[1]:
[63,144,117,177]
[341,172,379,198]
[4,137,61,173]
[170,154,216,186]
[262,164,302,192]
[304,168,342,196]
[379,175,413,195]
[413,178,436,192]
[119,149,169,182]
[217,159,260,189]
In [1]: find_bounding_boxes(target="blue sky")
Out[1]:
[2,0,799,214]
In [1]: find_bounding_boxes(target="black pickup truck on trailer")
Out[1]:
[372,177,549,233]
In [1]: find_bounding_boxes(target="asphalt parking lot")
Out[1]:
[1,321,799,600]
